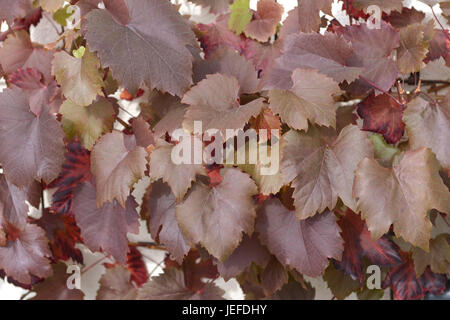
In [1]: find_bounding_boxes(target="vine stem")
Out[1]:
[345,0,353,25]
[440,213,450,228]
[40,179,45,210]
[101,88,133,129]
[148,258,166,277]
[81,256,109,275]
[116,117,132,129]
[359,76,405,107]
[430,6,450,40]
[409,79,450,85]
[44,12,63,36]
[129,241,166,251]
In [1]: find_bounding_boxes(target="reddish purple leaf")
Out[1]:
[335,209,402,283]
[34,210,83,263]
[256,199,344,277]
[215,233,270,280]
[141,180,191,264]
[0,222,52,284]
[72,181,140,264]
[383,255,447,300]
[357,93,406,144]
[49,141,92,215]
[9,68,59,116]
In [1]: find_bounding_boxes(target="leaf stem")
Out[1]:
[430,6,450,40]
[129,241,166,251]
[101,88,133,129]
[148,258,166,277]
[116,116,132,130]
[44,12,63,36]
[40,180,45,210]
[406,79,450,85]
[81,256,109,275]
[359,76,405,107]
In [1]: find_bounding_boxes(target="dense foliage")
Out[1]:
[0,0,449,300]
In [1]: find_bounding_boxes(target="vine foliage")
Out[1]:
[0,0,449,300]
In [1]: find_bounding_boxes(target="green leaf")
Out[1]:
[72,46,86,59]
[369,133,400,167]
[60,97,118,150]
[53,5,74,27]
[228,0,252,34]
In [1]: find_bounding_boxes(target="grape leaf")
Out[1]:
[249,108,281,141]
[357,93,406,144]
[0,174,40,227]
[412,234,450,276]
[0,0,34,25]
[323,263,360,300]
[334,209,402,283]
[189,0,231,14]
[0,222,52,284]
[427,30,450,61]
[215,233,270,280]
[294,0,332,33]
[0,87,65,187]
[268,68,341,131]
[261,32,364,90]
[9,68,59,116]
[125,245,149,287]
[131,117,155,150]
[182,73,264,139]
[84,0,197,96]
[97,265,138,300]
[49,141,92,215]
[269,278,316,300]
[352,0,403,14]
[229,140,284,195]
[165,249,219,292]
[337,22,400,93]
[0,30,54,82]
[31,263,84,300]
[336,105,358,134]
[228,0,252,35]
[369,133,400,167]
[397,23,430,74]
[196,14,245,59]
[149,140,205,201]
[53,5,75,27]
[353,148,450,250]
[60,97,118,150]
[260,256,289,295]
[141,91,187,139]
[385,7,425,28]
[281,125,373,219]
[35,210,83,263]
[38,0,65,12]
[403,95,450,175]
[91,131,147,207]
[256,198,343,277]
[141,181,191,264]
[278,7,299,41]
[383,255,447,300]
[176,168,258,261]
[52,46,104,107]
[194,49,259,95]
[73,0,102,16]
[72,181,139,264]
[442,2,450,24]
[138,267,224,300]
[244,0,283,42]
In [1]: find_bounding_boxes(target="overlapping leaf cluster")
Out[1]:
[0,0,448,300]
